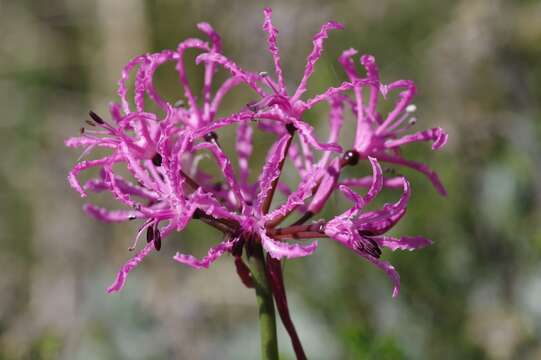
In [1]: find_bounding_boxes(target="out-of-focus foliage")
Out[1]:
[1,0,540,359]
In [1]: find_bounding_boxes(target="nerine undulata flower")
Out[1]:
[336,49,448,195]
[66,8,445,305]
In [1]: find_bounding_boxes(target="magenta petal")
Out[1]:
[118,55,147,114]
[377,80,416,132]
[260,231,318,260]
[195,52,265,96]
[263,8,286,94]
[357,177,410,223]
[236,121,253,186]
[195,141,245,207]
[290,117,342,153]
[173,241,234,269]
[266,166,323,222]
[337,185,365,213]
[364,156,383,204]
[340,176,404,189]
[255,133,292,212]
[293,21,344,101]
[307,161,340,214]
[197,22,222,51]
[358,208,406,236]
[107,241,155,293]
[383,127,448,150]
[377,153,447,196]
[338,48,359,80]
[83,204,139,223]
[372,236,433,251]
[364,255,401,298]
[68,155,121,197]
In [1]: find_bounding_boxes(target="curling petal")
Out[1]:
[261,230,318,260]
[263,8,286,94]
[372,236,433,251]
[173,241,234,269]
[293,21,344,101]
[383,127,448,150]
[107,241,155,293]
[84,204,140,223]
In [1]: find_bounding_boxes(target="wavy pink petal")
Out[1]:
[173,241,233,269]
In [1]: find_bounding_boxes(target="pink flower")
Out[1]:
[66,8,443,301]
[336,50,448,195]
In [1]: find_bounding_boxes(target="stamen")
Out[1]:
[291,211,314,226]
[232,236,244,257]
[354,237,382,258]
[406,104,417,113]
[89,110,105,125]
[154,227,162,251]
[174,99,185,108]
[152,153,163,167]
[285,123,296,135]
[80,127,85,134]
[386,104,417,133]
[366,237,382,258]
[204,131,218,142]
[85,120,96,127]
[259,71,280,94]
[247,101,258,112]
[146,226,154,243]
[342,150,359,166]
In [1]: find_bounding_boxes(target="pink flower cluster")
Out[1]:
[67,9,447,299]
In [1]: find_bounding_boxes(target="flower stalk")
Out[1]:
[246,241,279,360]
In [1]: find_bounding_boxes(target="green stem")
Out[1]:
[246,243,279,360]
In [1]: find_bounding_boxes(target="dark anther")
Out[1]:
[232,237,244,257]
[342,149,360,166]
[80,127,85,134]
[247,101,260,112]
[85,120,96,127]
[285,123,296,135]
[204,131,218,142]
[154,227,162,251]
[366,238,382,258]
[146,226,154,243]
[128,215,136,221]
[151,153,163,167]
[355,237,382,258]
[89,110,105,124]
[318,222,326,233]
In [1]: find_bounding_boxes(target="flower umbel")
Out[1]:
[66,8,447,359]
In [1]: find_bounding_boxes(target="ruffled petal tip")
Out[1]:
[431,128,448,150]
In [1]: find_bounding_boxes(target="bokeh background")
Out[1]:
[1,0,541,359]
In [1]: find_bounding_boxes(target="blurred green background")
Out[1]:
[1,0,541,359]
